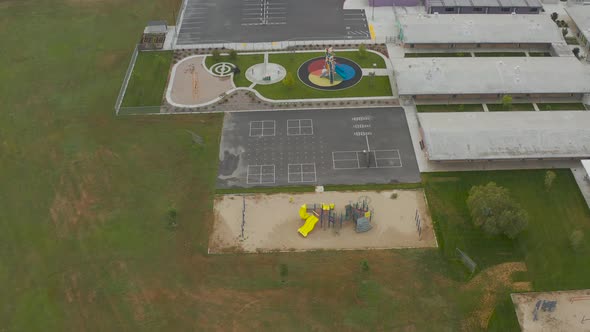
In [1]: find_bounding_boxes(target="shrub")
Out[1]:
[544,170,556,191]
[562,28,568,37]
[282,72,295,90]
[279,264,288,282]
[229,49,237,59]
[211,49,221,60]
[502,95,513,111]
[360,259,370,272]
[573,47,581,58]
[358,43,367,58]
[551,12,558,22]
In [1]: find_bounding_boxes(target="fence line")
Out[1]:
[173,37,393,52]
[114,44,140,115]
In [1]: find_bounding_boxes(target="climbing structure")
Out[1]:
[296,197,373,237]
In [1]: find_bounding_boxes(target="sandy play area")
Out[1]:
[512,289,590,332]
[167,56,233,106]
[210,190,437,253]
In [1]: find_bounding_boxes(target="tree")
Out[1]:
[229,49,237,59]
[282,72,295,90]
[562,28,568,37]
[466,182,528,239]
[211,49,221,60]
[569,230,584,251]
[544,170,556,191]
[573,47,581,58]
[502,95,513,111]
[551,12,558,22]
[279,264,288,282]
[358,43,367,58]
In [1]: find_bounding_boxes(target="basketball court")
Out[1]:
[217,108,420,188]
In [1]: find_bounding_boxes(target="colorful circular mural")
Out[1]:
[297,57,362,91]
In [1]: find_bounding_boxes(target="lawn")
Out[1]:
[417,104,484,112]
[487,103,535,111]
[537,102,586,111]
[528,52,552,57]
[566,36,580,45]
[405,52,472,58]
[474,52,527,57]
[204,54,264,87]
[424,170,590,290]
[5,0,590,330]
[122,51,173,107]
[204,51,391,99]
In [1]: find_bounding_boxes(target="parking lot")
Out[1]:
[176,0,370,45]
[217,108,420,188]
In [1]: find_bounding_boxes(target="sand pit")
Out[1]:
[210,190,437,253]
[511,289,590,332]
[167,56,233,106]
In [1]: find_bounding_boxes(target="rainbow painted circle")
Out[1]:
[297,57,362,91]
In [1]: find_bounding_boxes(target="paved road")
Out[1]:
[176,0,370,45]
[217,108,420,188]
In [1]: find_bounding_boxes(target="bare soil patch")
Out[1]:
[210,190,437,253]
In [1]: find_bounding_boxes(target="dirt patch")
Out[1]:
[96,51,126,71]
[512,289,590,332]
[49,146,115,236]
[168,56,234,106]
[461,262,531,330]
[210,190,437,253]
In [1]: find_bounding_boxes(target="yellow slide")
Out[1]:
[298,215,319,237]
[299,204,309,220]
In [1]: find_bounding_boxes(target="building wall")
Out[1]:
[369,0,420,6]
[411,93,583,102]
[403,42,550,49]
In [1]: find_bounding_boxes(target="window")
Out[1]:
[501,7,510,12]
[474,7,483,11]
[445,7,455,12]
[530,8,538,12]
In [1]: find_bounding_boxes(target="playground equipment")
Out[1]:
[320,47,357,85]
[245,52,287,85]
[184,64,198,100]
[298,204,320,237]
[297,197,374,237]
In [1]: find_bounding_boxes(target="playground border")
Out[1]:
[165,49,393,109]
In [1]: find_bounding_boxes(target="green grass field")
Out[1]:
[424,170,590,289]
[4,0,590,330]
[474,52,527,57]
[487,103,535,111]
[528,52,552,57]
[122,51,173,107]
[537,102,586,111]
[417,104,484,112]
[405,52,472,58]
[205,51,391,99]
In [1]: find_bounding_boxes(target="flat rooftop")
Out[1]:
[418,111,590,161]
[399,14,562,44]
[565,6,590,42]
[395,57,590,95]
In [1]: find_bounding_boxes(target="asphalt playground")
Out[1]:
[217,108,420,188]
[176,0,370,45]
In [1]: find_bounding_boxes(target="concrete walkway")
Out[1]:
[571,167,590,209]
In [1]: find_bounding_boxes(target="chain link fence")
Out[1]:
[114,45,140,115]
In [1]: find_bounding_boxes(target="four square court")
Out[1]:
[217,108,420,188]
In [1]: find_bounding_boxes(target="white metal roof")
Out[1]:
[418,111,590,160]
[565,6,590,43]
[395,57,590,95]
[399,14,562,44]
[582,160,590,177]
